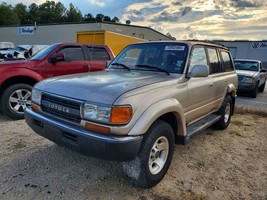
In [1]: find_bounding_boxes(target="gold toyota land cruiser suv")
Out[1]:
[25,40,238,188]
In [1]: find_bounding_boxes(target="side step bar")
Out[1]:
[176,114,221,145]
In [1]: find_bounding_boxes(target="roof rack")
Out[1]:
[187,39,226,47]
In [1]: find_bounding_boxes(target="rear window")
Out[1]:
[87,47,110,61]
[221,51,234,72]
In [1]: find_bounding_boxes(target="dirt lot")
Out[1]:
[0,109,266,200]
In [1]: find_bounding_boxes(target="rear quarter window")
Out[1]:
[87,47,110,61]
[220,51,234,72]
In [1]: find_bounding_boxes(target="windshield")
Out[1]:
[30,44,60,60]
[234,61,259,72]
[109,43,188,74]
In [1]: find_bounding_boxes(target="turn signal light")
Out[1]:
[110,106,132,124]
[31,104,41,112]
[85,122,110,134]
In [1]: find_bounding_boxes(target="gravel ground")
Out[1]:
[0,109,266,200]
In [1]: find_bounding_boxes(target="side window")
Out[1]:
[207,48,221,74]
[87,47,110,61]
[188,47,208,73]
[221,51,234,72]
[58,46,85,61]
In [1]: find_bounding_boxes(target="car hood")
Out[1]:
[236,70,258,77]
[37,70,173,105]
[0,60,33,68]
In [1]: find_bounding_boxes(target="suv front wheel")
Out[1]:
[123,120,174,188]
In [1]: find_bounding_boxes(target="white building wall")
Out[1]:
[0,22,171,46]
[217,41,267,67]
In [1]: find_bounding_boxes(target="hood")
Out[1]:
[37,70,173,105]
[0,60,34,68]
[236,70,258,77]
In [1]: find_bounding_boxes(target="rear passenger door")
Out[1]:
[44,45,90,78]
[185,46,215,123]
[86,46,111,72]
[207,47,227,107]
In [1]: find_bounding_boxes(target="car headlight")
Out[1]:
[83,103,132,124]
[83,103,111,123]
[31,88,42,105]
[243,77,254,83]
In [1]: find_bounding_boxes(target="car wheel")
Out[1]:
[213,95,232,130]
[122,120,174,188]
[1,84,32,120]
[250,83,258,98]
[258,81,265,93]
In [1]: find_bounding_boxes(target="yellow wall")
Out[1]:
[76,30,145,55]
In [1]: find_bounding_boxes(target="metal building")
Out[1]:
[0,22,173,46]
[216,40,267,67]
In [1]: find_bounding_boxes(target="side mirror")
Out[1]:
[260,68,267,73]
[190,65,209,77]
[50,52,65,63]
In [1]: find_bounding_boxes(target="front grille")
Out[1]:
[41,93,82,124]
[238,76,244,83]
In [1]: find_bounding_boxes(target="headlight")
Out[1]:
[83,103,132,124]
[83,103,111,123]
[243,77,254,83]
[31,88,42,105]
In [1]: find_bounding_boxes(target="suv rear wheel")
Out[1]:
[1,84,32,120]
[123,120,174,188]
[213,95,232,130]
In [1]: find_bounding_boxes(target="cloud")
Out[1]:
[88,0,105,7]
[122,0,267,40]
[230,0,267,8]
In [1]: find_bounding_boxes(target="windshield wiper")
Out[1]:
[110,63,131,71]
[135,64,170,75]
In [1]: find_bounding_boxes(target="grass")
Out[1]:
[232,120,244,127]
[235,106,267,117]
[196,159,205,168]
[229,130,243,137]
[13,141,26,149]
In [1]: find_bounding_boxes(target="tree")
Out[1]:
[28,3,41,24]
[95,13,104,22]
[111,17,120,23]
[103,16,111,22]
[84,13,95,22]
[38,1,65,23]
[0,3,19,26]
[65,3,83,23]
[14,3,28,25]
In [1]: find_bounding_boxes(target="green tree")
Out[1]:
[95,13,104,22]
[65,3,82,23]
[0,2,19,26]
[38,1,65,23]
[111,17,120,23]
[103,16,111,22]
[28,3,41,24]
[84,13,95,22]
[14,3,29,25]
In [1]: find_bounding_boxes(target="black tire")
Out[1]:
[213,95,233,130]
[250,83,258,98]
[1,84,32,120]
[259,81,265,93]
[122,120,174,188]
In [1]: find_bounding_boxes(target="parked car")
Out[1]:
[0,43,114,119]
[0,42,14,61]
[3,45,49,60]
[234,59,267,98]
[25,41,237,188]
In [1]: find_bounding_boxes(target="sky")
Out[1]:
[3,0,267,40]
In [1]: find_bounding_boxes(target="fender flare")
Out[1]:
[128,98,186,136]
[0,68,43,85]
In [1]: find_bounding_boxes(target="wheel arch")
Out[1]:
[128,98,186,137]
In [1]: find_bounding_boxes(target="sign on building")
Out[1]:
[251,42,267,49]
[17,26,35,35]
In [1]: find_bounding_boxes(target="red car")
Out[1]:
[0,43,114,119]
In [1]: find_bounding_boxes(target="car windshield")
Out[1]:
[234,61,259,72]
[30,44,60,60]
[109,43,188,74]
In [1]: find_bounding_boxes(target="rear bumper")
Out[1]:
[24,108,143,161]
